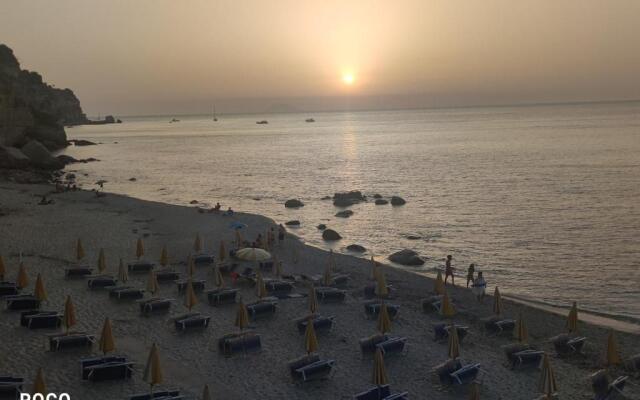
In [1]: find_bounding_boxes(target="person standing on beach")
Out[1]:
[444,255,455,286]
[472,271,487,303]
[466,263,475,287]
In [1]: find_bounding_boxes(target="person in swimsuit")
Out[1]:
[466,263,475,287]
[444,255,455,286]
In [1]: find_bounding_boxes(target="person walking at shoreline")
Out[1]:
[444,255,455,286]
[472,271,487,303]
[466,263,475,287]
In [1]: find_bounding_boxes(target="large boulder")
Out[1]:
[285,199,304,208]
[346,244,366,253]
[322,229,342,241]
[335,210,354,218]
[0,145,30,169]
[390,196,406,206]
[388,249,424,266]
[333,191,365,207]
[20,140,63,170]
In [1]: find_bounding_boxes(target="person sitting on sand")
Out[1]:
[472,271,487,303]
[224,207,234,216]
[466,263,475,287]
[213,202,221,211]
[444,255,455,286]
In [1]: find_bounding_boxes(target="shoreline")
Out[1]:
[1,181,638,399]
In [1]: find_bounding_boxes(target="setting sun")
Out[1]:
[342,73,354,85]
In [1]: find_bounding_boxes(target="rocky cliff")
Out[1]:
[0,44,89,170]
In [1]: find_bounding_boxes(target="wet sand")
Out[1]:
[0,182,638,399]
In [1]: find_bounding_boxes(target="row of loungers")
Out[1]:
[359,334,408,355]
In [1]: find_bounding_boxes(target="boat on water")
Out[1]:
[305,118,315,123]
[212,105,218,122]
[256,120,268,124]
[169,118,180,123]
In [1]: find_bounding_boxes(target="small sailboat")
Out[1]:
[305,118,315,123]
[256,120,268,125]
[212,106,218,122]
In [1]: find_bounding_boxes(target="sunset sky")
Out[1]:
[1,0,639,116]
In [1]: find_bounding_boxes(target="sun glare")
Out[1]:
[342,73,354,85]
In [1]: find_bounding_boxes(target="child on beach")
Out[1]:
[472,271,487,303]
[466,263,475,287]
[444,255,455,286]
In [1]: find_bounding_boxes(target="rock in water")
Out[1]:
[335,210,354,218]
[317,224,327,230]
[388,249,424,266]
[322,229,342,241]
[333,191,365,207]
[285,199,304,208]
[390,196,406,206]
[375,199,389,205]
[373,193,382,199]
[20,140,64,170]
[285,220,301,226]
[346,244,366,252]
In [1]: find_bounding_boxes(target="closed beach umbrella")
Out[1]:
[202,385,212,400]
[99,317,115,355]
[136,238,144,260]
[434,270,445,295]
[567,302,578,333]
[441,291,456,317]
[143,343,164,388]
[235,300,249,331]
[606,330,621,366]
[539,353,557,399]
[373,348,388,386]
[214,264,225,288]
[17,262,29,289]
[235,247,271,261]
[328,250,336,273]
[34,273,47,301]
[187,255,195,278]
[63,295,76,333]
[370,256,377,280]
[185,279,198,311]
[97,248,107,274]
[76,238,85,261]
[308,286,318,315]
[118,258,128,283]
[322,259,333,286]
[256,273,268,299]
[194,233,202,253]
[493,287,503,316]
[375,269,389,298]
[235,230,244,248]
[304,317,319,355]
[514,313,528,343]
[0,255,6,280]
[377,302,392,334]
[159,245,169,267]
[147,271,159,295]
[448,322,460,359]
[469,383,481,400]
[32,368,46,395]
[218,240,226,263]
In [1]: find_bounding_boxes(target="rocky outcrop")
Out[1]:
[284,199,304,208]
[322,229,342,241]
[388,249,425,266]
[333,191,365,207]
[346,244,366,252]
[285,220,300,226]
[20,140,64,170]
[390,196,406,206]
[335,210,354,218]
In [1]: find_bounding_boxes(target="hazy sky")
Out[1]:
[1,0,639,116]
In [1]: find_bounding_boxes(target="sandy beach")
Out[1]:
[1,182,638,399]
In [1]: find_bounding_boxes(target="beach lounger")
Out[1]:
[259,261,274,271]
[288,354,320,374]
[592,370,629,400]
[433,323,469,343]
[551,333,587,356]
[20,310,62,329]
[127,261,155,273]
[353,384,392,400]
[155,270,180,283]
[109,286,144,300]
[364,302,399,319]
[359,334,389,352]
[5,294,40,311]
[625,353,640,372]
[376,337,408,355]
[129,390,183,400]
[450,363,481,385]
[174,312,211,330]
[48,332,95,351]
[193,254,215,265]
[65,266,94,278]
[207,288,239,306]
[0,376,24,399]
[247,300,277,319]
[315,287,346,303]
[87,276,117,289]
[483,316,516,335]
[293,359,336,382]
[0,282,20,297]
[218,332,262,356]
[296,315,334,334]
[364,284,392,298]
[266,280,294,296]
[383,393,409,400]
[422,295,443,313]
[139,298,172,315]
[511,349,544,369]
[176,279,205,293]
[80,356,133,381]
[434,359,463,385]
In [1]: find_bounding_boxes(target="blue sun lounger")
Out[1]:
[266,280,294,296]
[176,279,206,293]
[293,359,336,382]
[193,254,215,265]
[354,384,409,400]
[20,310,62,329]
[552,334,587,356]
[65,266,94,278]
[109,286,144,300]
[48,332,96,351]
[0,282,20,296]
[218,332,262,356]
[127,261,155,273]
[81,356,133,381]
[511,349,544,369]
[375,336,408,355]
[450,363,481,385]
[433,323,469,343]
[5,295,40,311]
[247,300,277,319]
[87,276,117,289]
[174,312,211,330]
[296,315,334,334]
[207,288,238,306]
[315,287,346,302]
[129,389,183,400]
[592,370,629,400]
[0,376,24,398]
[364,302,399,319]
[139,298,172,315]
[156,270,180,283]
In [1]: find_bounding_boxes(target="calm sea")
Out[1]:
[63,102,640,321]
